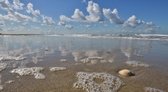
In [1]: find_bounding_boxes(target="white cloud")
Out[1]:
[0,11,18,22]
[60,15,72,22]
[0,0,55,26]
[57,0,157,30]
[0,20,5,26]
[124,15,142,27]
[14,12,32,21]
[145,22,155,27]
[0,0,157,31]
[103,8,123,24]
[71,9,85,21]
[27,3,40,17]
[65,24,73,30]
[58,1,103,27]
[13,0,24,10]
[42,16,55,25]
[0,1,32,22]
[0,0,11,10]
[57,21,66,26]
[0,10,32,22]
[85,1,102,22]
[58,15,72,26]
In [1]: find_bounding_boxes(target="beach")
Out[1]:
[0,35,167,92]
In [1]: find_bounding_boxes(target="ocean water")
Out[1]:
[0,35,168,92]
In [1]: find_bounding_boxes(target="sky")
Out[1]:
[0,0,168,34]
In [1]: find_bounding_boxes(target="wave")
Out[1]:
[46,34,168,41]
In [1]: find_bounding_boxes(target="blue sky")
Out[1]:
[23,0,168,26]
[0,0,168,33]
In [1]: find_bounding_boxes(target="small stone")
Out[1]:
[49,67,66,72]
[118,69,135,77]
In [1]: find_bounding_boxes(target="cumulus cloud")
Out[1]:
[13,0,24,10]
[14,12,32,21]
[58,0,157,31]
[57,15,74,29]
[123,15,142,27]
[42,16,55,25]
[85,1,103,22]
[0,0,157,32]
[0,9,32,22]
[0,0,55,26]
[0,11,18,22]
[58,15,72,26]
[57,21,66,26]
[0,0,11,10]
[71,9,85,21]
[0,20,5,26]
[145,22,156,27]
[27,3,40,17]
[65,24,73,30]
[60,15,72,22]
[58,1,103,24]
[103,8,124,24]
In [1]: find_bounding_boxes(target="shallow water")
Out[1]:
[0,35,168,92]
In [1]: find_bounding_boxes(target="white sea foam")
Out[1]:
[73,72,124,92]
[46,34,168,41]
[10,67,45,79]
[126,61,149,67]
[138,34,168,37]
[80,56,109,64]
[72,51,114,64]
[0,63,7,72]
[0,55,26,61]
[144,87,165,92]
[49,67,67,72]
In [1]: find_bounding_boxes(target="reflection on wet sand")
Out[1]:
[0,36,168,92]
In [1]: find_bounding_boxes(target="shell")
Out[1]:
[118,69,135,77]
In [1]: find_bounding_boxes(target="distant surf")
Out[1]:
[46,34,168,41]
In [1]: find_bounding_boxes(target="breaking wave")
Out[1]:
[46,34,168,41]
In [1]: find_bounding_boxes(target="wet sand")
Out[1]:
[0,35,168,92]
[2,62,168,92]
